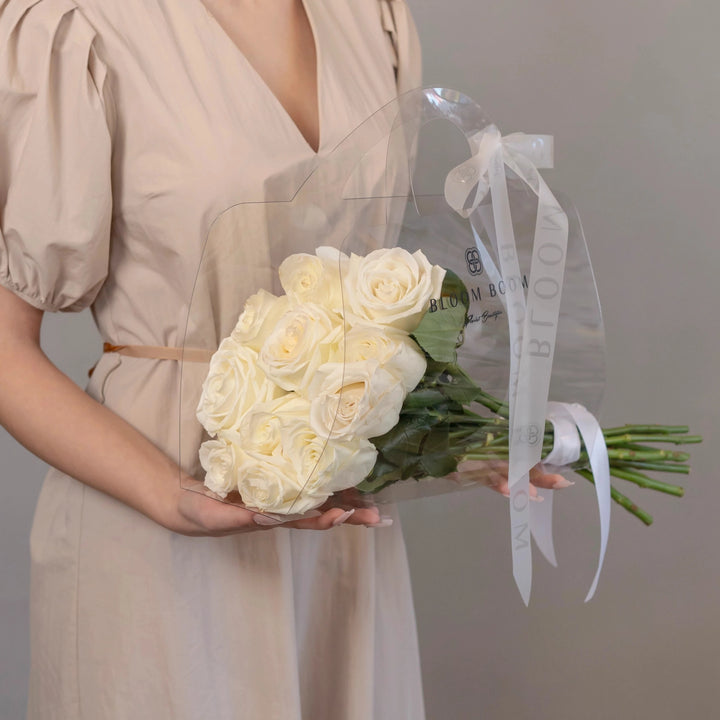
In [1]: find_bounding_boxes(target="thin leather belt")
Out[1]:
[102,343,214,363]
[89,343,214,377]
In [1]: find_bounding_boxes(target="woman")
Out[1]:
[0,0,564,717]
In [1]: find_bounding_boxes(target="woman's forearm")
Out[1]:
[0,323,180,527]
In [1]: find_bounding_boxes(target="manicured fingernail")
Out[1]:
[553,478,575,489]
[530,493,545,503]
[367,516,393,528]
[253,514,284,526]
[332,509,355,527]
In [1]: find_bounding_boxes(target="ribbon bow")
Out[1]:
[444,125,554,218]
[444,125,611,604]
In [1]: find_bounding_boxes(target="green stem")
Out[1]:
[575,469,654,526]
[608,467,685,497]
[461,451,510,461]
[473,391,509,418]
[612,460,690,475]
[445,414,493,426]
[486,434,514,447]
[459,406,498,422]
[604,434,702,446]
[449,429,481,441]
[602,424,690,437]
[600,449,690,462]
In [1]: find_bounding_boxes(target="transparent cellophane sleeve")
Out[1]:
[178,88,605,519]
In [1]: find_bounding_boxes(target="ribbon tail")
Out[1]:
[487,147,534,605]
[530,489,558,567]
[514,569,532,608]
[511,488,533,607]
[565,404,612,602]
[535,400,582,570]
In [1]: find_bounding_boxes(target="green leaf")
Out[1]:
[433,362,497,408]
[411,270,469,362]
[422,360,450,382]
[401,388,448,410]
[440,376,484,406]
[366,455,398,479]
[355,467,403,494]
[419,453,458,478]
[419,427,458,477]
[400,459,424,480]
[371,414,436,466]
[442,269,471,311]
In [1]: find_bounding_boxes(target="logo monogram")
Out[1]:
[465,247,483,276]
[516,424,541,446]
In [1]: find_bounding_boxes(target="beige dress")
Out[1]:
[0,0,426,717]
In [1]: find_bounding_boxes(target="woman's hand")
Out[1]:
[163,476,384,536]
[449,459,574,500]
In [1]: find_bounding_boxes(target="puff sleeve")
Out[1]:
[0,0,112,312]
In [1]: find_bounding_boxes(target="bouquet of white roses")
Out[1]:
[178,87,700,601]
[196,246,444,515]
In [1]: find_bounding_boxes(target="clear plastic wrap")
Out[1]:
[178,87,605,519]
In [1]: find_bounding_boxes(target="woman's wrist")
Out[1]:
[138,462,191,532]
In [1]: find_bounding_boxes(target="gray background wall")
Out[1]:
[1,0,718,717]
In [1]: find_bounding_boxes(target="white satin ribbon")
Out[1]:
[544,404,583,466]
[538,402,612,602]
[445,125,600,604]
[527,392,577,570]
[445,126,610,602]
[444,127,554,219]
[530,405,589,570]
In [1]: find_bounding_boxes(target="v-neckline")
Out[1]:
[197,0,324,155]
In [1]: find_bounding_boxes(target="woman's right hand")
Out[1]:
[162,477,384,536]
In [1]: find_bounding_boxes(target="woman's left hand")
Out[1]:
[448,460,574,500]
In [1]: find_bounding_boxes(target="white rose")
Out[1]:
[345,247,446,332]
[308,361,405,440]
[344,324,427,392]
[319,436,377,491]
[236,407,284,457]
[278,411,378,495]
[199,437,238,498]
[237,453,327,514]
[196,338,279,435]
[258,303,342,393]
[235,393,307,457]
[278,247,346,312]
[231,290,291,351]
